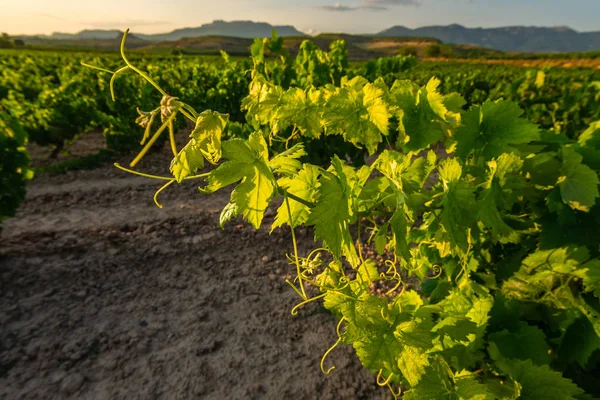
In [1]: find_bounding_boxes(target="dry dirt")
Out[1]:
[0,134,388,400]
[423,57,600,70]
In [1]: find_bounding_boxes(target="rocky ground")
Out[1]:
[0,133,387,400]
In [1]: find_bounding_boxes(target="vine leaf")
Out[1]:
[557,316,600,368]
[170,110,229,182]
[269,143,306,176]
[454,371,495,400]
[455,100,540,161]
[493,358,584,400]
[272,87,323,138]
[272,164,320,230]
[170,140,205,183]
[199,132,275,229]
[393,78,459,152]
[558,146,599,212]
[488,323,551,366]
[322,78,390,155]
[306,156,358,264]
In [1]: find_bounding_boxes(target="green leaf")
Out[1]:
[454,371,495,400]
[557,316,600,368]
[190,110,229,164]
[242,76,284,127]
[402,365,452,400]
[390,210,410,261]
[322,79,390,154]
[455,100,540,160]
[272,164,320,230]
[440,179,477,253]
[558,146,599,212]
[170,110,229,183]
[576,120,600,170]
[272,87,322,138]
[219,202,239,229]
[495,359,584,400]
[306,157,355,261]
[393,78,452,152]
[433,317,479,342]
[170,139,204,183]
[199,132,275,229]
[356,259,379,285]
[268,143,306,176]
[488,322,551,366]
[523,152,561,188]
[477,154,524,244]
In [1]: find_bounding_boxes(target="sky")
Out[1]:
[1,0,599,36]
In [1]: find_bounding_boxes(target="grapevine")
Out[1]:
[86,30,600,399]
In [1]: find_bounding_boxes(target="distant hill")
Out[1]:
[377,24,600,53]
[24,20,306,43]
[48,30,125,40]
[136,20,305,41]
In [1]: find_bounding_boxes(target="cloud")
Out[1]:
[320,0,419,12]
[365,0,421,6]
[320,3,359,11]
[86,19,171,29]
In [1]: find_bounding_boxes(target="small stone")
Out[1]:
[49,370,68,384]
[60,372,84,394]
[143,225,157,234]
[261,255,272,263]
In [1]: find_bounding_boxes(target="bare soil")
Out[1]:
[0,133,387,400]
[423,57,600,70]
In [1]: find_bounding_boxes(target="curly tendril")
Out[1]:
[320,317,346,375]
[376,370,394,386]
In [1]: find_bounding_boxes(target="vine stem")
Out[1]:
[120,29,167,97]
[130,111,179,167]
[277,187,315,209]
[284,191,307,301]
[119,29,196,123]
[114,163,210,181]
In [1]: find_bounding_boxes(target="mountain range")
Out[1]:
[377,24,600,53]
[35,20,305,42]
[15,20,600,54]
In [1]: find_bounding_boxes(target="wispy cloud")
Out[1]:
[29,13,170,29]
[86,19,171,29]
[320,0,419,12]
[366,0,421,6]
[320,3,359,11]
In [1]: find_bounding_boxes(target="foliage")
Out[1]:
[91,31,600,399]
[0,104,33,230]
[386,63,600,140]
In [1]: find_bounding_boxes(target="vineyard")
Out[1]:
[1,31,600,400]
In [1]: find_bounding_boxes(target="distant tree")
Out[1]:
[439,44,454,58]
[0,36,15,49]
[424,44,441,58]
[399,46,417,57]
[13,39,24,47]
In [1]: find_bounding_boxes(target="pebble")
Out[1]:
[60,372,84,394]
[49,369,68,384]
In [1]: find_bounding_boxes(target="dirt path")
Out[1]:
[0,145,386,399]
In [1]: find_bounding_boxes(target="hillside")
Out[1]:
[136,20,304,41]
[377,24,600,53]
[21,21,305,43]
[140,35,485,61]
